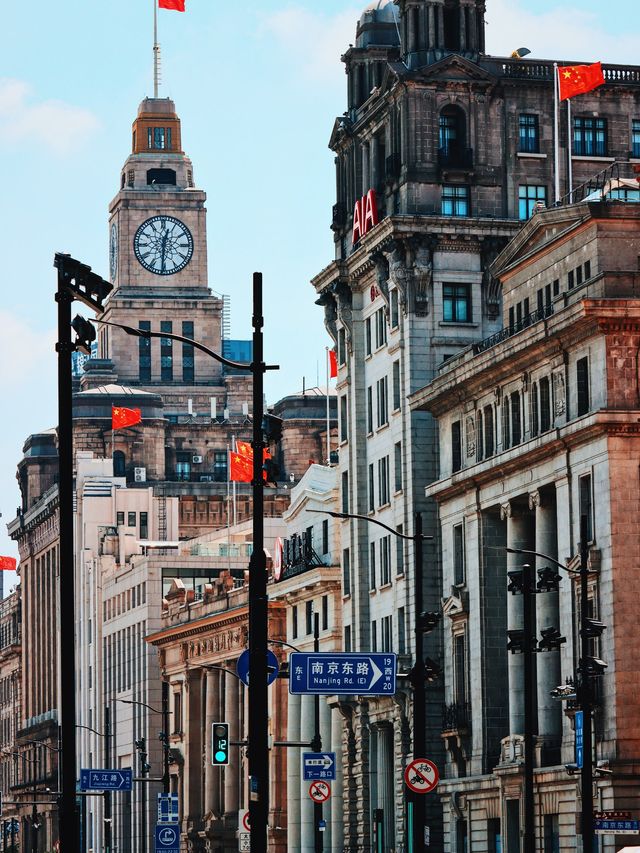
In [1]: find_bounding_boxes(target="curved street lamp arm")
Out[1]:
[201,664,246,684]
[24,739,61,752]
[308,508,433,541]
[506,546,580,576]
[118,698,167,715]
[268,638,302,653]
[75,724,105,738]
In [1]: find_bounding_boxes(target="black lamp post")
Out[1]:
[76,716,113,853]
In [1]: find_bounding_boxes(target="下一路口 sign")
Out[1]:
[288,653,396,696]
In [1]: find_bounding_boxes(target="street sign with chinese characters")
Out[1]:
[80,768,133,791]
[239,832,250,852]
[594,818,640,834]
[289,653,396,696]
[302,752,336,781]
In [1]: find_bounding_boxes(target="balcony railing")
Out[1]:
[485,58,640,85]
[438,145,474,170]
[472,303,554,355]
[442,701,472,734]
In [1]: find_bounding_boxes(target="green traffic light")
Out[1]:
[215,750,227,763]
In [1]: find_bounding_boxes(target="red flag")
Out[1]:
[159,0,185,10]
[329,349,338,379]
[0,556,17,572]
[235,440,270,481]
[558,62,605,101]
[112,406,142,430]
[230,447,253,483]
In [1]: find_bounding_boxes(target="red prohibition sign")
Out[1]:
[242,811,251,832]
[309,781,331,803]
[404,759,439,794]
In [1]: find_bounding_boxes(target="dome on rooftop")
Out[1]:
[356,0,399,47]
[360,0,398,23]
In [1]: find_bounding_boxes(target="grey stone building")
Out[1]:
[312,0,640,849]
[412,200,640,852]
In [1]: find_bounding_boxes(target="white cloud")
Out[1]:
[485,0,637,65]
[0,311,56,388]
[0,78,99,155]
[260,6,361,81]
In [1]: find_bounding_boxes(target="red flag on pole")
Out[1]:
[230,446,253,483]
[159,0,185,10]
[0,557,17,572]
[329,349,338,379]
[112,406,142,430]
[558,62,605,101]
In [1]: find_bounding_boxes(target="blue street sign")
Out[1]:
[289,653,397,696]
[80,768,133,791]
[237,649,279,687]
[155,824,180,853]
[595,819,640,834]
[303,752,337,781]
[575,710,584,769]
[157,793,179,824]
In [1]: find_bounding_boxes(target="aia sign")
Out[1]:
[352,189,379,245]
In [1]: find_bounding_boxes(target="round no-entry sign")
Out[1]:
[309,781,331,803]
[404,759,439,794]
[242,811,251,832]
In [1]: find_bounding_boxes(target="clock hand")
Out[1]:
[160,230,168,272]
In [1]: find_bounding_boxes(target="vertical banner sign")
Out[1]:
[575,710,584,769]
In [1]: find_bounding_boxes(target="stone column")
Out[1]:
[185,669,203,820]
[459,3,467,50]
[428,4,436,52]
[300,695,315,852]
[204,669,217,816]
[436,5,444,49]
[407,7,415,54]
[370,136,379,192]
[468,5,478,52]
[362,142,370,196]
[502,501,533,735]
[330,708,344,851]
[287,693,302,851]
[376,726,395,848]
[224,670,239,815]
[531,489,562,742]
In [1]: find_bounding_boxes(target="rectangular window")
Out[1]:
[394,441,402,492]
[452,420,462,472]
[382,615,392,652]
[173,692,182,734]
[454,632,468,703]
[376,376,388,427]
[573,116,607,157]
[484,405,494,457]
[537,289,544,313]
[344,625,352,652]
[488,819,502,853]
[378,456,390,506]
[398,607,406,654]
[292,605,298,639]
[182,321,194,383]
[341,471,349,514]
[584,260,591,280]
[511,392,522,446]
[371,620,377,652]
[553,278,560,297]
[369,541,377,590]
[380,536,391,586]
[540,377,551,432]
[442,184,470,216]
[392,360,401,410]
[365,317,373,356]
[322,595,329,631]
[443,283,472,322]
[390,289,399,328]
[322,520,329,556]
[579,473,593,542]
[127,512,136,527]
[338,327,346,365]
[139,512,148,540]
[153,127,166,149]
[160,320,173,382]
[375,307,387,349]
[367,386,374,433]
[343,548,351,596]
[576,265,583,286]
[633,119,640,158]
[518,184,547,220]
[139,321,151,381]
[453,523,465,586]
[368,463,375,513]
[568,269,575,289]
[305,601,314,635]
[116,511,124,526]
[576,356,590,416]
[519,113,540,153]
[502,400,511,450]
[545,284,552,306]
[340,394,348,442]
[543,815,559,853]
[508,306,515,329]
[396,525,405,576]
[214,451,227,482]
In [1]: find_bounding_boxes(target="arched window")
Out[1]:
[484,405,494,458]
[113,451,126,478]
[439,106,467,166]
[511,392,522,446]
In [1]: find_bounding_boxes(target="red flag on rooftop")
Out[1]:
[0,557,17,572]
[112,406,142,430]
[558,62,605,101]
[329,349,338,379]
[159,0,185,10]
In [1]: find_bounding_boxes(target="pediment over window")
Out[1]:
[442,587,468,619]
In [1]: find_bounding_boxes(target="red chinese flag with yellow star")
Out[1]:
[112,406,142,430]
[558,62,605,101]
[230,448,253,483]
[159,0,185,10]
[0,556,17,571]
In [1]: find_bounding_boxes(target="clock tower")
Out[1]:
[98,97,230,409]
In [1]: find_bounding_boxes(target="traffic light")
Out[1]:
[134,738,146,752]
[212,722,230,766]
[423,657,442,682]
[263,457,280,486]
[71,314,96,355]
[262,413,283,446]
[507,571,524,594]
[537,566,562,592]
[582,618,606,639]
[582,657,608,677]
[507,629,529,653]
[417,611,441,633]
[537,626,566,652]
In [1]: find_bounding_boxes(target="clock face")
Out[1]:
[109,223,118,282]
[133,215,194,276]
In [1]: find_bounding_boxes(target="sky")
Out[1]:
[0,0,636,577]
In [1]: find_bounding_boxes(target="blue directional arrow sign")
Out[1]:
[303,752,337,781]
[237,649,279,687]
[80,768,133,791]
[289,653,396,696]
[155,824,180,853]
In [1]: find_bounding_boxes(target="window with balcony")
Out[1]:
[519,184,547,220]
[573,116,607,156]
[442,184,470,216]
[443,283,472,322]
[454,631,468,704]
[519,113,540,153]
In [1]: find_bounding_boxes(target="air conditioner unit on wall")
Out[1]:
[134,467,146,483]
[192,455,203,464]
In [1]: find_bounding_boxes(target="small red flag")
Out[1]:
[230,449,253,483]
[112,406,142,430]
[0,556,17,572]
[159,0,185,10]
[329,349,338,379]
[558,62,605,101]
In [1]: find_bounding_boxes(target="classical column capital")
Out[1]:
[528,490,542,511]
[500,501,512,520]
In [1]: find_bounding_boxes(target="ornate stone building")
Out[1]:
[312,0,640,848]
[412,201,640,851]
[0,589,22,850]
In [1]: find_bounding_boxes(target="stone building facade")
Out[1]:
[411,201,640,852]
[312,0,640,848]
[0,589,22,849]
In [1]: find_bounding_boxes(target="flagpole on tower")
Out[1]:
[153,0,160,98]
[553,63,560,204]
[567,97,573,202]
